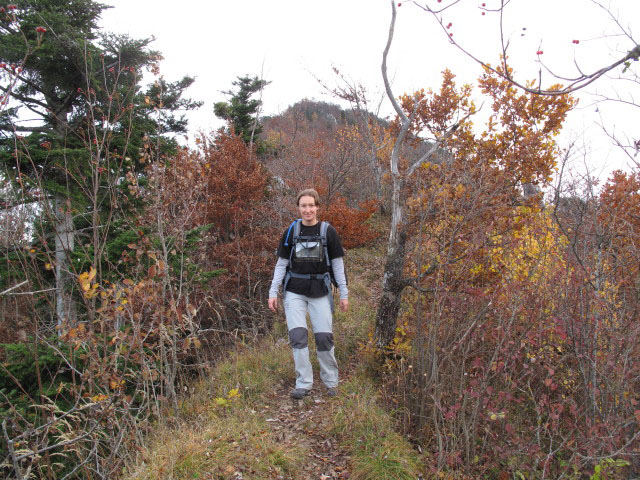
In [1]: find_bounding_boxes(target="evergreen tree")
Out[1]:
[214,75,269,145]
[0,0,200,325]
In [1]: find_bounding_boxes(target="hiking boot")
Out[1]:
[290,388,310,399]
[325,388,338,397]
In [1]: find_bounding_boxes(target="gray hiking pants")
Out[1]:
[283,292,338,390]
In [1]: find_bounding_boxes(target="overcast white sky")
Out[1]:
[101,0,639,184]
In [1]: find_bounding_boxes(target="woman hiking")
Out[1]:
[268,189,349,399]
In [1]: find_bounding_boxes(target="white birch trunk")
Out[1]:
[54,196,75,327]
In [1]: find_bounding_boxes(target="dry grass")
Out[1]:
[126,411,305,479]
[125,339,301,480]
[327,374,422,480]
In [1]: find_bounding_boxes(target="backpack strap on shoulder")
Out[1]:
[283,220,298,247]
[287,219,302,263]
[320,221,330,267]
[293,218,302,241]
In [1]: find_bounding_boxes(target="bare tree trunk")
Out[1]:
[375,228,408,347]
[374,1,471,348]
[54,195,75,327]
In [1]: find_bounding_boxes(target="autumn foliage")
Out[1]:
[322,197,379,249]
[0,130,280,477]
[378,68,638,477]
[144,132,277,328]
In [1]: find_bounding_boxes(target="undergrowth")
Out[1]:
[124,245,424,480]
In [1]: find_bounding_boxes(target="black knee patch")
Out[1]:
[288,327,308,349]
[314,332,334,352]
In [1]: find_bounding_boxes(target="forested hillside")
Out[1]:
[1,1,639,479]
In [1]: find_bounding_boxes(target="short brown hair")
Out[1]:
[296,188,320,206]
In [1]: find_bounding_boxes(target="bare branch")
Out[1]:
[0,280,28,296]
[0,83,50,112]
[6,287,57,296]
[409,1,640,96]
[382,0,407,122]
[406,108,475,177]
[2,419,25,480]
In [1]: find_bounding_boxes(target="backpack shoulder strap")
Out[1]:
[320,221,329,242]
[320,221,330,267]
[293,219,302,240]
[285,220,301,264]
[284,219,301,247]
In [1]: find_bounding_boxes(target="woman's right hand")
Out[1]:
[268,297,278,312]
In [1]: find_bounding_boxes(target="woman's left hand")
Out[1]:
[339,299,349,312]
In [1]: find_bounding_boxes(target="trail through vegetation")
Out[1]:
[123,246,423,480]
[261,378,351,479]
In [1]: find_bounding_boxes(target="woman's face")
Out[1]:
[298,195,319,225]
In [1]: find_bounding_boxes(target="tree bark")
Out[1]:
[374,0,413,349]
[375,227,408,347]
[54,195,76,327]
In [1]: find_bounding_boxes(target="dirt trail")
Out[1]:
[261,381,351,479]
[256,247,384,480]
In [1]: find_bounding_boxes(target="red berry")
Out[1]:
[35,26,47,33]
[449,32,453,37]
[482,2,486,5]
[482,11,486,15]
[573,39,580,44]
[0,63,6,69]
[447,22,452,28]
[0,7,5,13]
[8,4,17,10]
[536,50,543,55]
